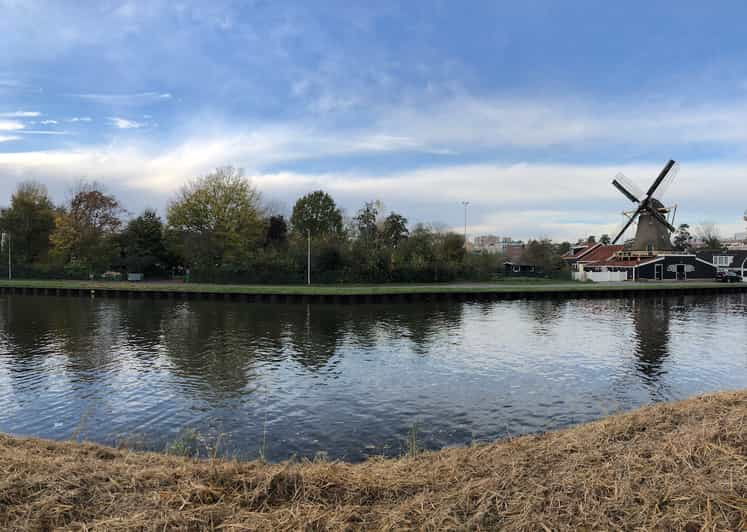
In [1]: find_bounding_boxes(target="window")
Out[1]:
[713,256,732,267]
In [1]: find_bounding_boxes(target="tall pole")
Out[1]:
[7,233,10,281]
[307,229,311,285]
[461,201,469,248]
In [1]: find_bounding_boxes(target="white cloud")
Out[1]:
[69,116,92,122]
[0,120,24,131]
[79,92,172,105]
[39,119,58,125]
[0,135,21,143]
[373,96,747,150]
[108,117,145,129]
[0,134,743,242]
[20,130,70,135]
[0,110,40,118]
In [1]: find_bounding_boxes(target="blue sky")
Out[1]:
[1,0,747,241]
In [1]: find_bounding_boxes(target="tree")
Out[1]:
[50,182,123,273]
[696,222,722,250]
[438,232,466,263]
[520,239,565,274]
[264,215,288,247]
[0,181,55,265]
[167,167,263,268]
[290,190,343,238]
[353,202,379,242]
[381,212,409,248]
[672,224,693,252]
[586,235,597,244]
[556,241,571,255]
[121,209,168,275]
[600,234,611,245]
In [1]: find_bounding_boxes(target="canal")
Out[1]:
[1,293,746,461]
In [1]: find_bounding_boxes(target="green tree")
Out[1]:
[0,181,56,264]
[672,224,693,252]
[520,239,565,274]
[600,234,611,245]
[556,241,571,255]
[264,215,288,247]
[121,209,168,275]
[50,182,123,273]
[290,190,343,238]
[392,224,437,281]
[353,202,379,242]
[438,232,466,263]
[381,212,409,248]
[167,167,263,268]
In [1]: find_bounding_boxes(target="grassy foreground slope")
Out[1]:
[2,391,747,530]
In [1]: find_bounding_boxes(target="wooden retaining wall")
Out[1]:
[0,283,746,304]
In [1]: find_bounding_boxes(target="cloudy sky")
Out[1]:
[1,1,747,241]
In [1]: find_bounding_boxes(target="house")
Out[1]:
[696,250,747,277]
[503,262,543,277]
[565,243,719,281]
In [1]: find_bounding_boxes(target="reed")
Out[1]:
[1,390,746,530]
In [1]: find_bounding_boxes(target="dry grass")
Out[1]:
[2,391,747,531]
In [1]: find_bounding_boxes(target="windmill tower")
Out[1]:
[611,160,679,253]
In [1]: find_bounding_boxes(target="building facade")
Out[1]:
[565,243,720,281]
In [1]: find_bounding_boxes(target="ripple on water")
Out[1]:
[0,293,747,460]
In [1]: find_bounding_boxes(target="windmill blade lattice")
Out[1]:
[613,173,644,202]
[653,161,679,200]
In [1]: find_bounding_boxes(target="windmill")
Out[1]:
[611,159,679,252]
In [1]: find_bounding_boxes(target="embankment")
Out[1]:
[2,391,746,530]
[0,278,746,303]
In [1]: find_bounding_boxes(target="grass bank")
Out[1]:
[0,278,742,296]
[2,391,746,530]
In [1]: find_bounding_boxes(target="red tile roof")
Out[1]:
[576,245,625,264]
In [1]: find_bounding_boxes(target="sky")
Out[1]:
[1,0,747,242]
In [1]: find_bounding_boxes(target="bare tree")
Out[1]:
[695,222,722,250]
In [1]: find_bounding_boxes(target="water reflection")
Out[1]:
[0,293,746,461]
[631,297,671,384]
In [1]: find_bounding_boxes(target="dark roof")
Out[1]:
[563,243,595,260]
[696,250,747,264]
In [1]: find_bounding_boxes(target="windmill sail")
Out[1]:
[653,161,679,200]
[613,173,644,202]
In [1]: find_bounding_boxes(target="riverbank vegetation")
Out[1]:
[0,169,570,284]
[2,390,746,530]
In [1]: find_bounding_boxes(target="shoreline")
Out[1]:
[2,390,746,530]
[0,278,745,303]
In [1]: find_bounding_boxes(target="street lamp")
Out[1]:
[461,201,469,247]
[1,232,10,281]
[307,229,311,285]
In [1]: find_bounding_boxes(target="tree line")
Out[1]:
[0,167,569,283]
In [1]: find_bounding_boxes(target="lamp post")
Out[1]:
[2,232,10,281]
[461,201,469,248]
[307,229,311,285]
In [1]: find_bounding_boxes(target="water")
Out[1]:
[1,293,746,461]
